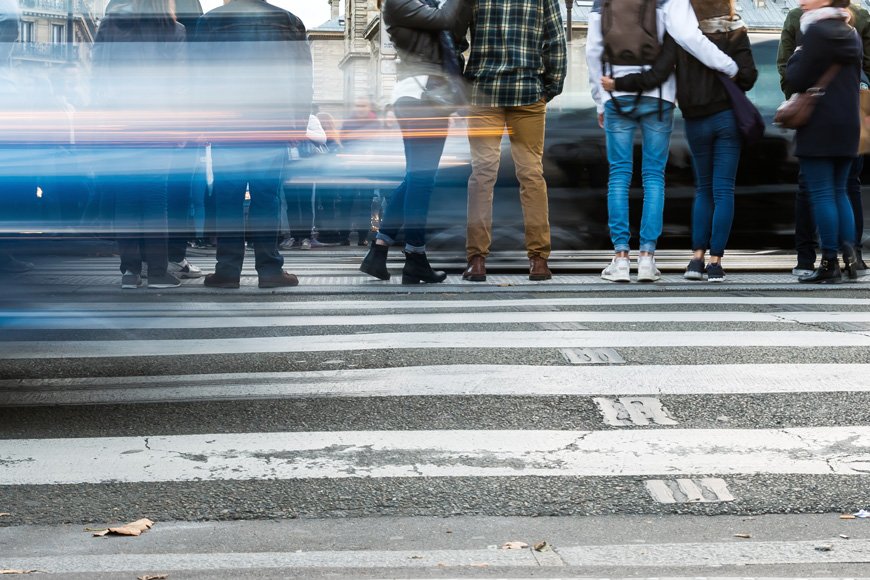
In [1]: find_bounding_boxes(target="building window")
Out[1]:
[51,24,64,44]
[19,21,33,43]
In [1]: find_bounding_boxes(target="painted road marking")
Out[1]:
[644,478,735,503]
[6,310,862,330]
[5,539,870,573]
[594,397,678,426]
[3,364,869,406]
[537,322,589,331]
[3,330,870,359]
[1,427,868,485]
[561,348,625,364]
[1,295,869,316]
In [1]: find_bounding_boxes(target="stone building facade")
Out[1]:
[309,0,345,114]
[14,0,96,66]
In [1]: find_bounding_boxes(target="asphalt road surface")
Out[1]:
[1,249,869,577]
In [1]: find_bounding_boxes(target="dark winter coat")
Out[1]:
[785,17,862,158]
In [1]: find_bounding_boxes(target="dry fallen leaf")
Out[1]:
[501,541,528,550]
[533,541,549,551]
[0,513,10,517]
[840,514,857,520]
[137,575,168,580]
[840,534,850,539]
[92,518,154,537]
[0,571,39,575]
[469,563,490,568]
[734,534,751,539]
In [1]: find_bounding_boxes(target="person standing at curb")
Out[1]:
[461,0,567,283]
[587,0,739,283]
[778,2,870,278]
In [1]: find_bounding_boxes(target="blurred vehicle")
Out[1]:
[291,35,869,253]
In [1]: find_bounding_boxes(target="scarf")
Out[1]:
[800,6,850,33]
[699,15,747,34]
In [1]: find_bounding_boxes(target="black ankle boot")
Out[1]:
[402,251,447,284]
[798,256,842,284]
[359,243,390,280]
[842,244,859,281]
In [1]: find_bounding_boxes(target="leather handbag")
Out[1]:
[858,88,870,155]
[774,64,841,129]
[718,74,765,145]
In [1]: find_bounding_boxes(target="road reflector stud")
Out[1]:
[645,478,735,503]
[594,397,678,426]
[561,348,625,364]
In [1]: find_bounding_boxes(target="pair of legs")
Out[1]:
[685,109,742,266]
[466,98,550,261]
[795,155,864,268]
[210,145,286,281]
[103,147,172,279]
[799,156,856,261]
[375,97,448,253]
[362,97,448,284]
[603,96,674,259]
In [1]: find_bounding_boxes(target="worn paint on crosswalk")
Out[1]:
[594,397,678,426]
[644,478,735,503]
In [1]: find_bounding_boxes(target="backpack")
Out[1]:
[601,0,661,67]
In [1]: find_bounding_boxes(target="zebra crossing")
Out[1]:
[1,291,870,573]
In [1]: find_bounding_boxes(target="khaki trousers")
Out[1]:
[466,99,551,260]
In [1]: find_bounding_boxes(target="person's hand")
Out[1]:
[601,76,616,92]
[598,112,604,129]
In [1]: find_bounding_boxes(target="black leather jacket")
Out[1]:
[382,0,471,79]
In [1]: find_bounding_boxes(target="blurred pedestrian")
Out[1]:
[193,0,312,288]
[359,0,471,283]
[91,0,186,289]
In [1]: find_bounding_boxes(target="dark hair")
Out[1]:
[830,0,850,8]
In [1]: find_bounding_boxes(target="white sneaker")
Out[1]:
[792,267,814,277]
[601,257,630,282]
[637,255,661,282]
[168,258,203,279]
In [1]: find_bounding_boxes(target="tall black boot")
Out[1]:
[798,256,842,284]
[402,251,446,284]
[842,244,859,281]
[359,242,390,280]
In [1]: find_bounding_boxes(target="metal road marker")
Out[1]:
[594,397,678,427]
[645,478,736,503]
[560,348,625,364]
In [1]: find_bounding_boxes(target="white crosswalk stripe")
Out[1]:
[2,294,869,532]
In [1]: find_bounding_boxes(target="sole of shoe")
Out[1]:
[529,274,552,281]
[601,275,630,283]
[204,281,240,289]
[707,277,725,283]
[462,275,487,282]
[799,277,843,285]
[259,277,299,289]
[683,271,704,280]
[120,283,143,289]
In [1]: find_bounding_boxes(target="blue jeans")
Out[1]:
[377,98,448,252]
[604,96,674,253]
[795,155,864,266]
[685,110,742,257]
[210,145,285,279]
[799,156,856,259]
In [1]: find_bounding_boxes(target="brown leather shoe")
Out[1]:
[462,255,486,282]
[529,256,552,281]
[259,271,299,288]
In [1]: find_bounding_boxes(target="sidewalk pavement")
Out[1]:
[1,244,869,296]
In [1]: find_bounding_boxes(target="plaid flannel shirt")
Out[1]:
[464,0,567,108]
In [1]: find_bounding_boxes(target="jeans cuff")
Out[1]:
[404,244,426,254]
[613,244,631,253]
[639,244,657,253]
[375,232,395,245]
